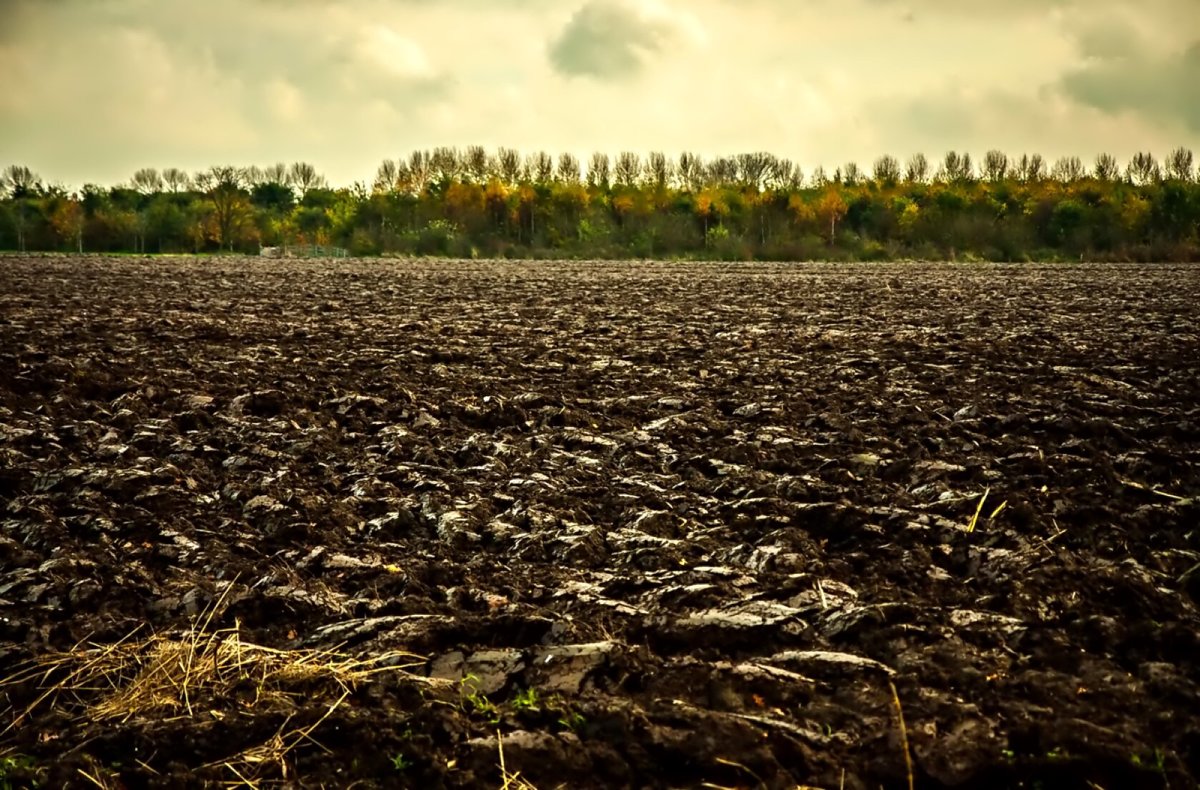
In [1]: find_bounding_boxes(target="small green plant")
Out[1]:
[706,224,731,244]
[535,692,587,731]
[556,709,586,732]
[1,755,39,790]
[1131,749,1167,775]
[511,688,540,712]
[460,674,502,724]
[390,753,411,772]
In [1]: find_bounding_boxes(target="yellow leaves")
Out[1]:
[815,187,848,241]
[1121,194,1151,233]
[49,198,84,240]
[695,189,726,218]
[483,178,509,204]
[744,187,770,207]
[611,193,634,217]
[787,193,815,226]
[445,181,485,217]
[555,182,589,211]
[816,188,848,220]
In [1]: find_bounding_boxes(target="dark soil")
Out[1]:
[2,256,1199,789]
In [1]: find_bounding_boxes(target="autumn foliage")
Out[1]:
[2,148,1199,260]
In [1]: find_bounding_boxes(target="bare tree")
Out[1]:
[528,151,553,184]
[983,150,1009,182]
[677,152,703,191]
[736,152,774,190]
[429,147,462,184]
[203,167,242,191]
[707,157,738,186]
[391,160,414,195]
[556,153,581,184]
[288,162,326,197]
[262,163,289,186]
[130,167,164,194]
[192,170,214,193]
[586,152,611,189]
[1051,156,1085,182]
[1094,153,1119,182]
[614,152,641,187]
[811,165,830,187]
[587,152,611,189]
[1015,154,1046,183]
[904,153,929,184]
[1126,152,1161,185]
[873,155,901,186]
[646,151,671,190]
[242,166,266,187]
[402,151,431,194]
[162,168,191,193]
[373,159,399,193]
[842,161,864,186]
[1,164,40,198]
[939,151,973,182]
[788,164,805,189]
[496,148,522,186]
[1165,147,1194,181]
[768,158,802,190]
[464,145,490,184]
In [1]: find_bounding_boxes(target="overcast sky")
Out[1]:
[2,0,1198,188]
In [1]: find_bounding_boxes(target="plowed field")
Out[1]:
[2,256,1198,789]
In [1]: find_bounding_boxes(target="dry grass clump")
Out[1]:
[4,624,414,727]
[1,588,421,786]
[4,616,418,731]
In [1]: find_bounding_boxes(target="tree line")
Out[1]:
[2,146,1199,261]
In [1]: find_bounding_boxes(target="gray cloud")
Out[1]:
[548,0,699,80]
[1059,41,1200,132]
[1075,21,1144,60]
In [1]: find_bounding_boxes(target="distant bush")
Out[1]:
[857,240,890,261]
